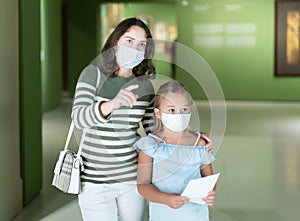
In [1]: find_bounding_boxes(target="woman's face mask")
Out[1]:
[115,44,145,69]
[160,112,191,132]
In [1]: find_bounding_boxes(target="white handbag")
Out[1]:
[52,122,84,194]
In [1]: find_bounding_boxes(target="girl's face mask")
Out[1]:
[160,112,191,132]
[115,44,145,69]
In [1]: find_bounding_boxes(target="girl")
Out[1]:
[135,81,216,221]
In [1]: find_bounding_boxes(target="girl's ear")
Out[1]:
[154,108,160,117]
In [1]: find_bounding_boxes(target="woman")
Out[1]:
[72,18,155,221]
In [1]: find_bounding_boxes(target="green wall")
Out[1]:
[123,2,177,27]
[67,0,99,96]
[19,0,43,206]
[0,0,23,219]
[41,0,63,111]
[177,0,300,101]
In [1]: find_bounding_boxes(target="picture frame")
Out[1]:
[137,14,154,36]
[108,4,122,28]
[275,1,300,76]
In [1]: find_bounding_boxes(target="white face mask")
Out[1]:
[115,44,145,69]
[160,112,191,132]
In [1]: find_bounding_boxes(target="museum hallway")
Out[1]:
[13,100,300,221]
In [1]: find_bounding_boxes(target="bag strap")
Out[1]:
[77,128,85,158]
[96,66,101,90]
[63,121,84,154]
[95,65,103,95]
[63,66,102,154]
[64,121,75,151]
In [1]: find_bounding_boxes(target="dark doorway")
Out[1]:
[62,3,68,93]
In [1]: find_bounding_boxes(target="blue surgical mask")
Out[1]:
[115,44,145,69]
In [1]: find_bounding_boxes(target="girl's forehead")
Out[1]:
[160,93,190,106]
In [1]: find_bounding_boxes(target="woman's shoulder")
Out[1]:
[78,64,107,91]
[133,76,155,100]
[82,64,98,74]
[78,64,99,83]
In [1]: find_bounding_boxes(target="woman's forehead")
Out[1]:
[122,26,147,41]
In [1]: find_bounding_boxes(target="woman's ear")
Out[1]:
[114,42,119,51]
[154,108,160,117]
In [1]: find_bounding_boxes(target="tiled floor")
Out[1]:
[13,100,300,221]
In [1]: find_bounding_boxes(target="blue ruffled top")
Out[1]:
[134,132,215,194]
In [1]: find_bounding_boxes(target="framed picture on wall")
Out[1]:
[275,1,300,76]
[137,14,154,36]
[108,4,122,28]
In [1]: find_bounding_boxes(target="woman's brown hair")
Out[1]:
[101,17,156,78]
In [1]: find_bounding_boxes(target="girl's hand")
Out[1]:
[200,132,213,153]
[165,194,189,209]
[202,190,216,206]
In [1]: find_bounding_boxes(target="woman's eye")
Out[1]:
[139,42,146,49]
[125,39,133,45]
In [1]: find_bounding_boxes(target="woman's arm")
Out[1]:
[200,132,213,152]
[137,151,189,209]
[141,100,154,134]
[72,65,108,129]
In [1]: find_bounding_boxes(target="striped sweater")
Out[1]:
[71,64,155,184]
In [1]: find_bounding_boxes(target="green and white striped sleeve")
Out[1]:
[71,65,109,129]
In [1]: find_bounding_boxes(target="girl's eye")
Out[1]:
[167,109,175,113]
[181,107,192,114]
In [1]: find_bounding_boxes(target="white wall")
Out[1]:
[0,0,23,219]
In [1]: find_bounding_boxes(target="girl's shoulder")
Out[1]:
[197,137,207,147]
[147,130,205,147]
[134,135,159,152]
[134,135,164,158]
[185,131,206,147]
